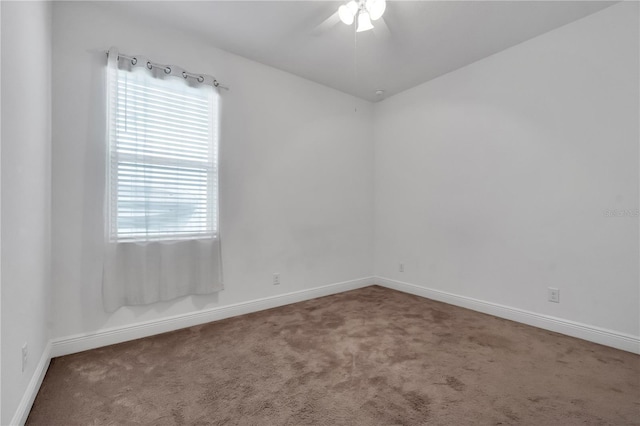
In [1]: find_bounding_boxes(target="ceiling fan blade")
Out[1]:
[310,10,342,36]
[373,16,391,40]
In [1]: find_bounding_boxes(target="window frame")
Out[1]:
[107,66,219,243]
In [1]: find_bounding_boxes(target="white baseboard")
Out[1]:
[375,277,640,355]
[51,276,375,358]
[10,341,51,426]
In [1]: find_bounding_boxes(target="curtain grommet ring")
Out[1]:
[164,67,171,74]
[131,57,137,65]
[146,62,152,70]
[213,80,219,87]
[197,76,204,83]
[182,71,188,79]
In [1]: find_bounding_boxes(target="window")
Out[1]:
[107,67,218,242]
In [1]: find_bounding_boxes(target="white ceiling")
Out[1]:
[100,1,616,102]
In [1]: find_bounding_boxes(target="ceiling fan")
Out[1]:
[339,0,386,32]
[312,0,390,39]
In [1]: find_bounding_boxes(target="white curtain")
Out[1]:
[103,239,223,312]
[102,47,223,312]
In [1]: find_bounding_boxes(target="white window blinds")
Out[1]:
[107,67,218,242]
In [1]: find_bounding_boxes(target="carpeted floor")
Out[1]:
[28,286,639,425]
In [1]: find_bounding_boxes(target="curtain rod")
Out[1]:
[106,49,229,90]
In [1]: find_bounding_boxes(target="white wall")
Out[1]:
[374,2,639,338]
[1,1,52,424]
[1,2,3,422]
[1,3,3,422]
[51,2,374,340]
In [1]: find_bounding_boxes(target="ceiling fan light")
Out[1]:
[346,0,359,14]
[356,11,374,32]
[338,5,355,25]
[364,0,375,12]
[368,0,386,21]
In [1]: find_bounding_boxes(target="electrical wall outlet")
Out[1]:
[399,263,404,272]
[273,273,280,285]
[548,287,560,303]
[22,343,28,372]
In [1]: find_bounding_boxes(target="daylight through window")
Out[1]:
[107,67,218,242]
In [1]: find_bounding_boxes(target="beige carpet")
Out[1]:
[28,286,639,425]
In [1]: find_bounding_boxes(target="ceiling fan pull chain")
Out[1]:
[354,18,358,112]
